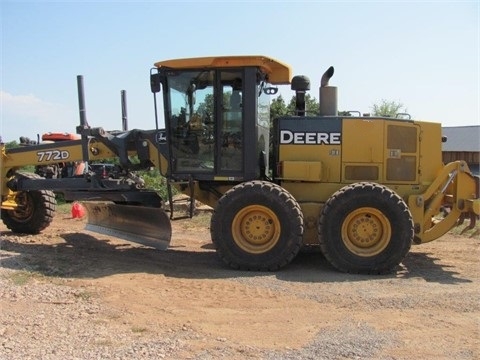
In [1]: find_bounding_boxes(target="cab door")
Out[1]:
[164,70,216,175]
[217,71,244,175]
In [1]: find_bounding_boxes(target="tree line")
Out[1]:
[270,94,407,122]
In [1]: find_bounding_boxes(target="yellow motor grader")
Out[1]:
[1,55,479,273]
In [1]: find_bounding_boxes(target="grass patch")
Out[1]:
[178,211,212,230]
[190,211,212,226]
[94,339,113,346]
[73,290,94,301]
[6,270,42,286]
[131,326,148,333]
[448,221,480,238]
[56,202,72,215]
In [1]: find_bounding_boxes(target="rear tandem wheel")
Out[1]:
[319,182,414,274]
[210,180,304,271]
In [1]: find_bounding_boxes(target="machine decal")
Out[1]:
[155,131,167,144]
[36,150,70,162]
[280,130,341,145]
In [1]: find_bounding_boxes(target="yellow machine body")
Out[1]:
[1,55,478,273]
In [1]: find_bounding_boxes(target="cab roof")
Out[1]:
[154,55,292,85]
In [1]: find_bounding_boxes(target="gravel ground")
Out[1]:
[1,212,479,359]
[0,272,401,360]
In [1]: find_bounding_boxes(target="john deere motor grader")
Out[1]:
[1,55,479,274]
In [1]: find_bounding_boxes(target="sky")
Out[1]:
[1,0,479,143]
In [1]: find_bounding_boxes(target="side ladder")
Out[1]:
[166,176,196,220]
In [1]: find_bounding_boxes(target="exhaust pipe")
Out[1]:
[77,75,89,129]
[121,90,128,131]
[319,66,338,116]
[76,75,91,161]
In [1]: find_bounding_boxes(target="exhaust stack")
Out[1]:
[319,66,338,116]
[121,90,128,131]
[77,75,89,128]
[76,75,91,161]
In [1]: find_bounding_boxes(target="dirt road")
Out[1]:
[1,210,479,359]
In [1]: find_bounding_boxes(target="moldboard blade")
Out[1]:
[83,202,172,250]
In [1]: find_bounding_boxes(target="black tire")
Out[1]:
[210,180,304,271]
[319,182,413,274]
[1,173,56,234]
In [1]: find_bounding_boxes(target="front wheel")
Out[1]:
[319,182,413,274]
[210,181,304,271]
[1,173,56,234]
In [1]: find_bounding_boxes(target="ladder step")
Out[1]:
[166,177,195,220]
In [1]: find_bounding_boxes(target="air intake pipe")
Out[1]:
[319,66,338,116]
[291,75,310,116]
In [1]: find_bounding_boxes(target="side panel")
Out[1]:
[416,121,444,184]
[275,116,342,184]
[342,119,384,163]
[383,121,419,184]
[342,119,384,183]
[342,118,423,187]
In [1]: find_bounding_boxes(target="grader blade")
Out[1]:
[83,202,172,250]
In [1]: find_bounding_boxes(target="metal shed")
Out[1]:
[442,126,480,175]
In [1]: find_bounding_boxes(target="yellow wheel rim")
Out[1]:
[341,207,391,257]
[11,193,34,222]
[232,205,281,254]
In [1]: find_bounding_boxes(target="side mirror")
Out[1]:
[150,72,161,93]
[263,86,278,95]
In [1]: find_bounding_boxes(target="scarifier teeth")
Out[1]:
[460,213,478,236]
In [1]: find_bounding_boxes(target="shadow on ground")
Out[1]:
[0,230,471,285]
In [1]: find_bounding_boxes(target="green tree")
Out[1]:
[371,99,407,117]
[5,140,19,149]
[197,93,215,116]
[286,93,319,115]
[270,95,288,122]
[270,93,320,122]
